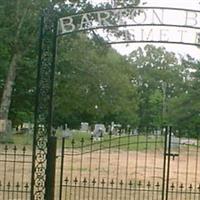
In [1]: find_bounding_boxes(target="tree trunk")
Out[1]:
[0,53,20,120]
[0,1,27,121]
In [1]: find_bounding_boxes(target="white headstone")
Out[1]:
[133,129,138,135]
[0,120,12,133]
[167,134,179,149]
[81,122,89,132]
[94,124,106,133]
[154,129,161,136]
[63,129,71,138]
[110,122,121,135]
[93,124,106,140]
[0,119,7,133]
[22,122,34,134]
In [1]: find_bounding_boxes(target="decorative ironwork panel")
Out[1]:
[59,127,166,200]
[31,4,58,200]
[29,3,200,200]
[0,145,32,200]
[58,127,200,200]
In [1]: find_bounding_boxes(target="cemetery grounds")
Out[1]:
[0,131,200,199]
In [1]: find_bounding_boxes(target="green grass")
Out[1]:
[0,131,165,152]
[0,132,33,146]
[61,131,165,152]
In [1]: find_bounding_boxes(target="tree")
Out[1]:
[0,0,50,126]
[128,45,183,127]
[0,0,95,129]
[168,56,200,130]
[54,34,138,128]
[0,0,83,127]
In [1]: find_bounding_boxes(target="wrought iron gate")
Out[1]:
[58,127,200,200]
[30,3,200,200]
[163,127,200,200]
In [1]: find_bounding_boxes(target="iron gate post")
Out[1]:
[165,126,172,200]
[59,137,65,200]
[30,13,45,200]
[45,136,57,200]
[31,4,58,200]
[161,126,168,200]
[161,126,172,200]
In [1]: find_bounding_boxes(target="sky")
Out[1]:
[89,0,200,59]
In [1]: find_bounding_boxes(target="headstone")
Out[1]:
[115,124,121,135]
[80,122,89,132]
[107,125,111,134]
[94,124,106,133]
[110,122,121,135]
[126,125,130,133]
[21,122,34,134]
[62,129,71,138]
[111,122,115,133]
[180,138,197,146]
[93,124,106,141]
[167,133,179,149]
[133,128,138,136]
[0,119,12,133]
[92,128,103,141]
[0,119,7,133]
[23,123,29,129]
[154,129,161,136]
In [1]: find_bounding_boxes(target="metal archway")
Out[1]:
[31,3,200,199]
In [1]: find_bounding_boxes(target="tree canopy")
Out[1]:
[1,0,200,131]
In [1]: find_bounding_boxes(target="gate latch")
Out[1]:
[166,153,179,160]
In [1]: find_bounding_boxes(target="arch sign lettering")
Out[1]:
[59,7,200,45]
[30,4,200,200]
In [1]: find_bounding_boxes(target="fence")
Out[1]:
[0,127,200,200]
[59,127,200,200]
[0,145,32,200]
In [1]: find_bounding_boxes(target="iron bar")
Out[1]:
[78,138,84,200]
[162,127,168,200]
[96,133,103,200]
[165,126,172,200]
[59,137,65,200]
[44,136,57,200]
[30,14,44,200]
[88,135,94,199]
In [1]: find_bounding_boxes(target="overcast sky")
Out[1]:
[89,0,200,59]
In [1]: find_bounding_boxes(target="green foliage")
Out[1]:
[54,34,138,128]
[1,0,200,132]
[168,57,200,130]
[128,45,187,127]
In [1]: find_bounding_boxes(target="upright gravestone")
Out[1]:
[0,119,6,133]
[62,129,71,138]
[22,122,34,134]
[0,119,12,134]
[167,133,179,149]
[107,125,111,134]
[153,129,161,136]
[94,124,106,133]
[92,124,106,140]
[133,128,138,136]
[110,122,121,135]
[64,124,68,130]
[80,122,89,132]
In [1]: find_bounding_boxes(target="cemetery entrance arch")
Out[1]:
[31,3,200,200]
